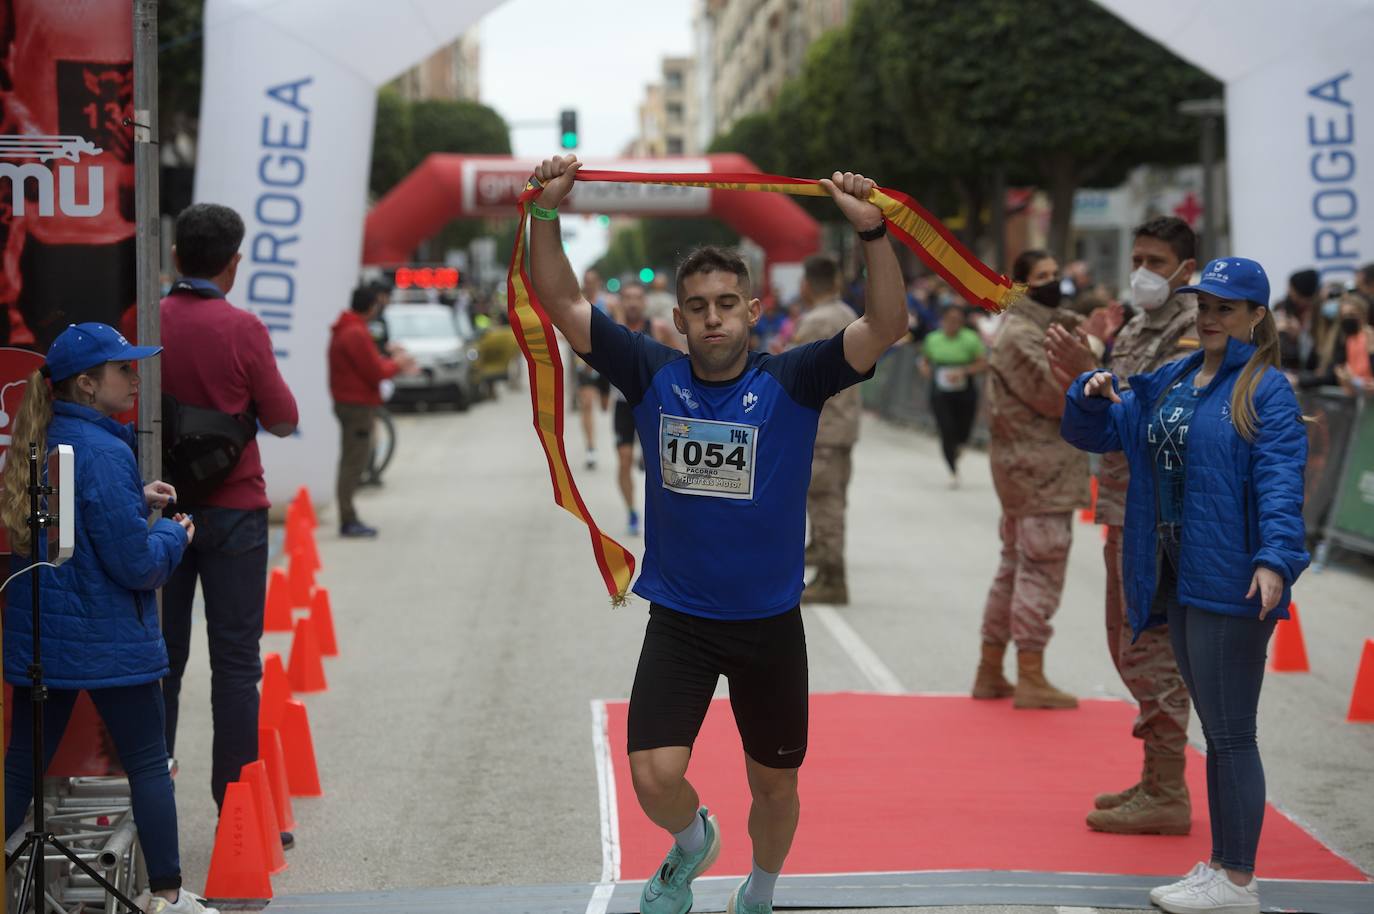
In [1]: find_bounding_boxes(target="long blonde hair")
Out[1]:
[1,367,100,554]
[1229,307,1281,442]
[2,370,54,555]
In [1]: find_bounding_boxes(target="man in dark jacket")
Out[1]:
[160,203,299,820]
[329,285,415,537]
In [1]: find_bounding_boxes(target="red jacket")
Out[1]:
[329,310,398,406]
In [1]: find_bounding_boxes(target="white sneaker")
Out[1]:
[1158,867,1260,914]
[1150,861,1212,905]
[146,890,220,914]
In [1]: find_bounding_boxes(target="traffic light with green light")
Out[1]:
[560,109,578,149]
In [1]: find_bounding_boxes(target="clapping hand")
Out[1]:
[1045,324,1098,391]
[1083,371,1122,403]
[145,481,177,510]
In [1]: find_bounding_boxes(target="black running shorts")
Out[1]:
[613,400,636,448]
[627,604,809,769]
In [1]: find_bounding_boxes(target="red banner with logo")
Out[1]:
[0,0,136,775]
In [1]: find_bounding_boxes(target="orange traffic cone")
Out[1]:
[240,760,287,875]
[259,653,293,730]
[294,487,317,529]
[287,517,321,574]
[288,549,315,608]
[1080,476,1098,524]
[264,568,293,633]
[258,726,296,831]
[279,699,322,797]
[287,618,327,693]
[203,781,273,902]
[309,588,339,657]
[1347,639,1374,723]
[1269,603,1310,673]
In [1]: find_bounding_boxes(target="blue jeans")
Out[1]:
[5,684,182,892]
[1158,524,1276,873]
[162,506,268,809]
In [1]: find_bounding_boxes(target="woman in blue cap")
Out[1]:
[1061,259,1308,914]
[0,323,217,914]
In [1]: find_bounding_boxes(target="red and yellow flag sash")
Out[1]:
[505,170,1020,604]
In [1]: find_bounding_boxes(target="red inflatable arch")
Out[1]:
[362,153,820,286]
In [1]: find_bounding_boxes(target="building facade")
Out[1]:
[391,31,482,103]
[630,56,700,158]
[694,0,850,145]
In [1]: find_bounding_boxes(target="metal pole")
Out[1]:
[1178,98,1225,267]
[1200,114,1217,265]
[990,166,1007,275]
[133,0,161,485]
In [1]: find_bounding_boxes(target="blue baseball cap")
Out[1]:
[1176,257,1271,307]
[45,323,162,383]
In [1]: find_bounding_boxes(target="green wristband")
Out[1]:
[530,203,559,221]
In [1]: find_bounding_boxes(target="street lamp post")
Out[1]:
[1178,98,1225,265]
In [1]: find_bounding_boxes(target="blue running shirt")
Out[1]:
[1148,368,1202,527]
[581,308,872,620]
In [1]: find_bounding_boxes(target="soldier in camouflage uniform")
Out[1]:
[1047,217,1199,835]
[792,255,860,605]
[974,250,1091,709]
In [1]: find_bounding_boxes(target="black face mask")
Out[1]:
[1341,317,1363,336]
[1028,281,1062,308]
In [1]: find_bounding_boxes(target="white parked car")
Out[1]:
[382,303,478,410]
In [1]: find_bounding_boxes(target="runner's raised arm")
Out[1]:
[528,155,593,352]
[821,171,908,374]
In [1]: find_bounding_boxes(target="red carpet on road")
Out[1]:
[604,693,1367,882]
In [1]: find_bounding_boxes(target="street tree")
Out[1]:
[860,0,1219,259]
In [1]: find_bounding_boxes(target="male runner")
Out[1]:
[612,281,684,536]
[529,155,907,914]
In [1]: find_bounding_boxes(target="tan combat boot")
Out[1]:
[1086,753,1191,835]
[971,642,1014,699]
[1012,650,1079,709]
[1093,780,1143,811]
[802,566,849,605]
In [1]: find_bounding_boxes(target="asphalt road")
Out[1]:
[166,387,1374,913]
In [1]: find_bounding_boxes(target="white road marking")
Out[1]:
[585,882,615,914]
[1055,907,1100,914]
[807,604,905,694]
[586,699,622,914]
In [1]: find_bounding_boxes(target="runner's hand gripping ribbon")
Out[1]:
[505,168,1023,605]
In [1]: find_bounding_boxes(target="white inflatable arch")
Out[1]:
[1094,0,1374,290]
[193,0,504,507]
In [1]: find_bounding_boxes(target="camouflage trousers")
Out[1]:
[981,512,1072,652]
[1104,525,1191,758]
[807,445,853,571]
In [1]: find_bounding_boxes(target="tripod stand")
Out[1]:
[4,443,140,914]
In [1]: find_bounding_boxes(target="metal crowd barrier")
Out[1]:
[865,350,1374,567]
[862,344,989,445]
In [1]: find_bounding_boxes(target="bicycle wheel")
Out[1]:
[368,408,397,481]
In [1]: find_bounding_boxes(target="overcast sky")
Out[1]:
[477,0,694,159]
[476,0,695,272]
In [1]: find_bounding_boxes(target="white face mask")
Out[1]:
[1130,263,1185,311]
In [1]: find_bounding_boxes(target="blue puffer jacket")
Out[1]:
[5,401,188,689]
[1061,337,1308,638]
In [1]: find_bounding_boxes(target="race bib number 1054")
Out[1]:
[659,413,758,500]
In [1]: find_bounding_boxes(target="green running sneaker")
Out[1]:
[725,876,772,913]
[638,807,721,914]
